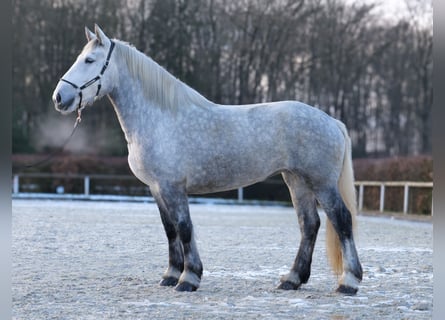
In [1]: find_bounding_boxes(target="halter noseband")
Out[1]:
[61,40,115,114]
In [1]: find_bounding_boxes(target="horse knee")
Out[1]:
[178,220,193,243]
[162,217,177,240]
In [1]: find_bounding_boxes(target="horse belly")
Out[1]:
[184,142,286,194]
[186,171,278,195]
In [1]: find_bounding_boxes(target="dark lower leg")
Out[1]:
[175,219,203,292]
[279,177,320,290]
[160,237,184,286]
[154,185,203,291]
[155,194,184,287]
[279,210,320,289]
[317,188,363,293]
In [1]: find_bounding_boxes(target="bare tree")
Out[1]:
[12,0,432,157]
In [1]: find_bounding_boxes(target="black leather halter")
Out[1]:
[61,40,115,110]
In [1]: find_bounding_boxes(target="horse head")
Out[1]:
[52,24,116,115]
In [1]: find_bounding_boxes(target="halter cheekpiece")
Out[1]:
[61,40,115,125]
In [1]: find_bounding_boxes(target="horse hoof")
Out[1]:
[277,281,301,290]
[336,285,358,295]
[160,277,178,287]
[175,282,198,292]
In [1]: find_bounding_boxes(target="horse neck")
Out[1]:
[107,67,160,144]
[107,44,214,143]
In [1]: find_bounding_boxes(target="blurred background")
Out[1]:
[11,0,433,213]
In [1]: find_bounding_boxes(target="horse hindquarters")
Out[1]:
[279,119,362,294]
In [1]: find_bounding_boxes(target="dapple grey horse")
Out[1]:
[52,25,362,294]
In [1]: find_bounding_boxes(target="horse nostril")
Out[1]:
[54,89,75,110]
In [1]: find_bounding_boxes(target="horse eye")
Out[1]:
[85,57,95,64]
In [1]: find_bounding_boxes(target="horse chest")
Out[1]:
[126,141,162,184]
[127,141,180,186]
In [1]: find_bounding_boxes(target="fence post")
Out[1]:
[379,184,385,212]
[84,176,90,196]
[358,184,364,212]
[403,184,409,214]
[238,187,243,202]
[431,196,433,216]
[13,175,19,194]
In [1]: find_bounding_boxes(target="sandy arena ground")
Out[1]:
[12,200,432,319]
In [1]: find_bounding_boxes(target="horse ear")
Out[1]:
[85,26,95,42]
[94,24,108,46]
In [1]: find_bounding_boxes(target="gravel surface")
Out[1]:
[12,200,433,319]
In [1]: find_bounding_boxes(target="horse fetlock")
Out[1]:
[277,281,302,290]
[337,271,361,294]
[355,263,363,281]
[175,281,198,292]
[178,270,201,289]
[160,266,182,287]
[160,276,179,287]
[278,272,302,290]
[336,284,358,295]
[163,266,182,280]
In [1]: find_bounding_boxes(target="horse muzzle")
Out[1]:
[53,84,77,114]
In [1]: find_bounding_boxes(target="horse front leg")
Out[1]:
[152,183,203,292]
[155,200,184,287]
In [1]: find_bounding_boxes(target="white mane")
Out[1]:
[113,40,215,111]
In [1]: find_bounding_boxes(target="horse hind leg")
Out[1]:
[316,187,363,294]
[278,172,320,290]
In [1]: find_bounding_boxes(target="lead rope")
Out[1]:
[75,105,86,127]
[15,116,81,171]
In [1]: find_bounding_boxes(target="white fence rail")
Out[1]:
[12,173,433,215]
[354,181,433,215]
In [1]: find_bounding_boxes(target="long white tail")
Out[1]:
[326,121,357,275]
